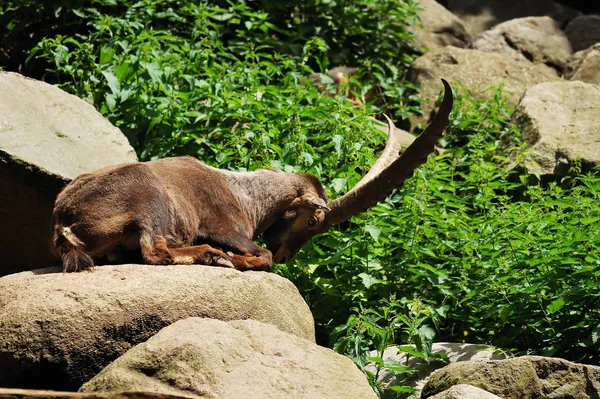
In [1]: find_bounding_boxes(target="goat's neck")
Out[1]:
[224,169,303,236]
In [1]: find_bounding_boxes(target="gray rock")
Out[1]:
[565,15,600,53]
[422,355,600,398]
[0,72,137,276]
[0,265,314,390]
[565,43,600,86]
[407,46,561,129]
[441,0,580,36]
[0,388,189,399]
[511,81,600,176]
[472,16,572,73]
[410,0,472,52]
[372,118,417,148]
[429,384,502,399]
[367,343,505,398]
[81,318,377,399]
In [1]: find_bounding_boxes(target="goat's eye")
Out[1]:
[308,216,317,226]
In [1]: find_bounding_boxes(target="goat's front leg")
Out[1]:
[141,236,272,271]
[141,236,235,268]
[228,248,273,271]
[169,244,237,268]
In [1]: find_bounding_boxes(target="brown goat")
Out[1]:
[51,79,453,272]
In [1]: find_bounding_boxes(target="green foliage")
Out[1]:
[332,296,448,395]
[3,0,600,397]
[22,0,420,162]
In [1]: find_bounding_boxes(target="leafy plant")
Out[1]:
[331,296,447,396]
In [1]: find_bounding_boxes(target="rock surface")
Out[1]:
[565,43,600,86]
[565,15,600,52]
[0,72,137,276]
[81,318,377,399]
[0,388,189,399]
[368,343,505,398]
[0,265,314,390]
[429,384,502,399]
[511,80,600,176]
[410,0,471,51]
[472,16,572,72]
[372,118,416,148]
[422,355,600,398]
[408,46,561,129]
[440,0,580,36]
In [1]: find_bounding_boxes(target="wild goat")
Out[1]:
[51,79,453,272]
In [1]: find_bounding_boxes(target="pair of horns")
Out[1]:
[322,79,454,229]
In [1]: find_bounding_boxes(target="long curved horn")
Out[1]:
[323,78,453,228]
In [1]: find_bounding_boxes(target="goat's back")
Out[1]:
[51,156,247,260]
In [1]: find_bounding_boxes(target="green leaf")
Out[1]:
[105,93,117,112]
[71,8,86,18]
[101,70,121,96]
[546,298,565,314]
[99,44,115,65]
[332,134,344,157]
[300,152,314,165]
[389,386,416,393]
[54,44,69,66]
[396,345,427,359]
[145,62,164,86]
[383,363,415,375]
[114,62,135,82]
[364,224,381,242]
[358,273,381,289]
[331,178,347,194]
[418,325,435,342]
[580,217,600,225]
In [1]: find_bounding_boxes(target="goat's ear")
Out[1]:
[291,193,330,211]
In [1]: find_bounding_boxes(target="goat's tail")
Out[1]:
[53,226,94,272]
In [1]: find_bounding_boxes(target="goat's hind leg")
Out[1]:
[140,235,234,268]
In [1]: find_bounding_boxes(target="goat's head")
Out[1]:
[264,79,454,264]
[263,175,329,263]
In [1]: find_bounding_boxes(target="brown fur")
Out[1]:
[51,156,325,272]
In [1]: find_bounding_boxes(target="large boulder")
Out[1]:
[565,43,600,86]
[407,46,561,129]
[440,0,580,36]
[422,355,600,398]
[368,343,505,398]
[81,318,377,399]
[472,16,572,73]
[0,388,187,399]
[429,384,502,399]
[0,72,137,276]
[410,0,472,52]
[565,15,600,53]
[0,265,315,390]
[511,81,600,176]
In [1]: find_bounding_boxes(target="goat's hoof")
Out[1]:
[214,257,235,268]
